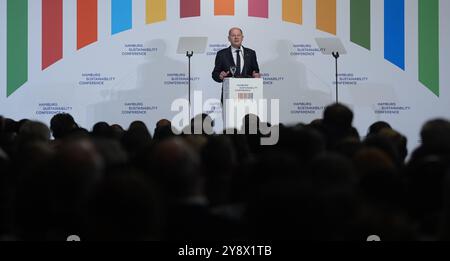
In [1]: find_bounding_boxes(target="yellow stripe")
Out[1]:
[282,0,302,24]
[146,0,166,24]
[317,0,336,35]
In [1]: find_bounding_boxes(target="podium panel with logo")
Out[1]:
[222,78,264,130]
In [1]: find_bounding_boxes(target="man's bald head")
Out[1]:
[228,27,243,36]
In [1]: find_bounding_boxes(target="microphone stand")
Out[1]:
[332,51,340,104]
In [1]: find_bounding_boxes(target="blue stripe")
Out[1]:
[112,0,132,35]
[384,0,405,70]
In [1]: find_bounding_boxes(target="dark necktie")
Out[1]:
[236,49,241,76]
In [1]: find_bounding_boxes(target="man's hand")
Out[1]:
[252,71,261,78]
[219,71,229,80]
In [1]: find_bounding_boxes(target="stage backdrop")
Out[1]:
[1,0,449,151]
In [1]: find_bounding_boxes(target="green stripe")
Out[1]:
[419,0,439,97]
[350,0,370,50]
[7,0,28,97]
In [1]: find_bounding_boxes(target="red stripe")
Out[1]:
[248,0,268,18]
[42,0,63,70]
[180,0,200,18]
[77,0,98,50]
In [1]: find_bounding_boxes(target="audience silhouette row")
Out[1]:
[0,103,449,241]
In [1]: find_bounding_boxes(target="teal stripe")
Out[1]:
[419,0,439,96]
[7,0,28,97]
[350,0,370,50]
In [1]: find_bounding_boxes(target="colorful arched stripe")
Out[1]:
[215,0,234,16]
[384,0,405,70]
[351,0,371,50]
[283,0,302,25]
[5,0,441,97]
[77,0,98,50]
[112,0,133,35]
[419,0,439,96]
[316,0,336,35]
[249,0,268,18]
[181,0,200,18]
[6,0,28,97]
[42,0,63,70]
[146,0,166,24]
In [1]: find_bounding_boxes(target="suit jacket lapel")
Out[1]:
[226,46,235,67]
[242,47,250,75]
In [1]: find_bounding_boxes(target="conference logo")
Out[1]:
[5,0,440,97]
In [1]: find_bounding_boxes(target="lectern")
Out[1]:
[222,78,264,130]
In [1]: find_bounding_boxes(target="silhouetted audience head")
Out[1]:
[323,103,353,129]
[277,125,326,164]
[318,104,359,149]
[156,119,171,129]
[364,131,404,166]
[111,124,124,132]
[18,121,51,144]
[420,119,450,151]
[4,118,18,133]
[92,122,112,138]
[368,121,392,136]
[50,113,78,139]
[154,119,175,141]
[121,121,152,156]
[378,128,408,163]
[110,124,125,140]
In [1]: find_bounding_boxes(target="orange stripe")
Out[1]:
[316,0,336,35]
[214,0,234,16]
[282,0,302,24]
[77,0,97,50]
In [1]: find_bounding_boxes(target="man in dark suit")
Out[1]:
[212,27,260,102]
